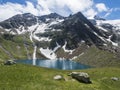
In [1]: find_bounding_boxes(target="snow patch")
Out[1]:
[79,52,84,57]
[40,43,60,60]
[51,29,62,32]
[30,31,33,42]
[57,19,64,22]
[62,41,75,54]
[103,43,107,46]
[97,26,108,32]
[93,31,106,42]
[34,23,49,33]
[106,35,118,47]
[96,19,120,30]
[33,35,52,42]
[46,18,50,22]
[16,26,28,34]
[40,48,56,60]
[81,40,85,43]
[49,21,59,26]
[71,52,84,60]
[104,20,120,27]
[5,29,11,32]
[9,31,16,35]
[28,23,39,32]
[72,56,78,60]
[84,24,90,28]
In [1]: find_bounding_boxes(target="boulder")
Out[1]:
[53,75,63,80]
[111,77,119,81]
[69,72,92,84]
[4,60,16,65]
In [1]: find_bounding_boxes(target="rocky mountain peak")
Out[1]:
[38,13,65,22]
[0,13,37,29]
[22,13,35,17]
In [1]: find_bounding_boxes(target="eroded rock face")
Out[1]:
[4,60,16,65]
[69,72,92,84]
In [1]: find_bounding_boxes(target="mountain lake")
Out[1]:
[15,59,91,70]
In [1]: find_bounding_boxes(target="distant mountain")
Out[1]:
[38,13,65,22]
[0,13,37,29]
[0,12,120,67]
[94,15,106,21]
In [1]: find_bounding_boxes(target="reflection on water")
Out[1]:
[16,59,91,70]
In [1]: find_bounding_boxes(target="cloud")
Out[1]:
[37,0,94,16]
[96,3,108,12]
[0,0,111,21]
[84,8,97,19]
[0,1,39,21]
[104,8,113,18]
[103,7,120,18]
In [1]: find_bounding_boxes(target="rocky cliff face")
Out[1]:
[0,12,120,60]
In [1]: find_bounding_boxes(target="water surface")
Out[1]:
[16,59,91,70]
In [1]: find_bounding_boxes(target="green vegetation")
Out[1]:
[75,46,120,68]
[0,33,33,60]
[0,64,120,90]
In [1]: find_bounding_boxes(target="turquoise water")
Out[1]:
[16,60,91,70]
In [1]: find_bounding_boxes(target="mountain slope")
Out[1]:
[75,46,120,67]
[0,33,45,61]
[0,12,120,67]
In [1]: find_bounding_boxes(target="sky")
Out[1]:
[0,0,120,21]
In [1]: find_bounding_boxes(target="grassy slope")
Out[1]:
[0,34,34,60]
[0,64,120,90]
[0,34,48,61]
[75,46,120,68]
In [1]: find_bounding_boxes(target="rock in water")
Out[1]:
[4,60,16,65]
[53,75,63,80]
[70,72,92,84]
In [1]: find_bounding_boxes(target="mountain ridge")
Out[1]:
[0,12,120,67]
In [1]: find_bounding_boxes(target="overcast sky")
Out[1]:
[0,0,120,21]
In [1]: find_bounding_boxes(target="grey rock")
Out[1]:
[4,60,16,65]
[111,77,119,81]
[53,75,63,80]
[70,72,92,84]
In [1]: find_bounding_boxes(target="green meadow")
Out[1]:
[0,64,120,90]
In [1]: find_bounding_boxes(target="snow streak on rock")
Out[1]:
[40,43,60,60]
[62,41,75,54]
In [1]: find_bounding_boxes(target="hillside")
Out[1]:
[0,64,120,90]
[75,46,120,67]
[0,33,45,61]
